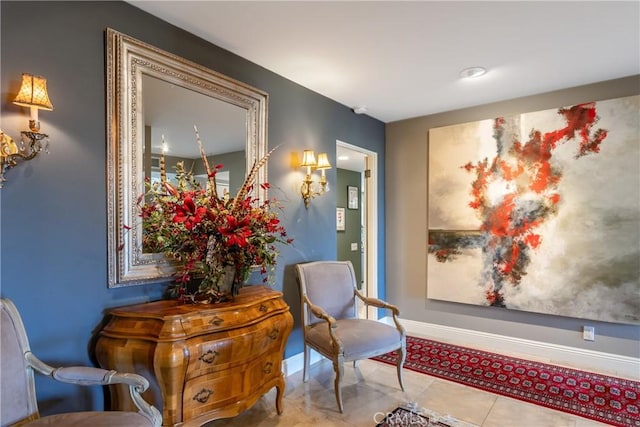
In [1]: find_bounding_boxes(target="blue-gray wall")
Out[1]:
[0,1,385,414]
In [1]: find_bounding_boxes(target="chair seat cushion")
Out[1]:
[26,411,153,426]
[306,319,403,360]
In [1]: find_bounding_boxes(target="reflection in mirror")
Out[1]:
[106,28,268,287]
[141,75,248,253]
[142,74,247,202]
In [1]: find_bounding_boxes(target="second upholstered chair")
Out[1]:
[0,298,161,427]
[295,260,405,412]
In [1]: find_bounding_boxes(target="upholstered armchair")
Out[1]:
[0,298,161,427]
[295,260,406,412]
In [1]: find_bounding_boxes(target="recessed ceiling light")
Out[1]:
[459,66,487,79]
[353,106,368,114]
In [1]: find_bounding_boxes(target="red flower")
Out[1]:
[139,150,293,304]
[218,215,253,247]
[173,196,207,230]
[266,218,280,232]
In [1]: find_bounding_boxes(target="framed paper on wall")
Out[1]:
[348,186,359,210]
[427,95,640,324]
[336,207,346,231]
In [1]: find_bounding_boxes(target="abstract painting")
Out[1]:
[427,95,639,324]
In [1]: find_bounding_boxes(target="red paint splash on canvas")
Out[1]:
[432,103,608,307]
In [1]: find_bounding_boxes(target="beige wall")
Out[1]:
[385,75,639,357]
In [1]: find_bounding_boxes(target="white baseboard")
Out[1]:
[382,317,640,381]
[282,348,324,378]
[282,319,639,381]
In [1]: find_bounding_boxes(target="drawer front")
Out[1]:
[186,333,252,379]
[183,370,244,420]
[186,313,288,379]
[250,314,289,355]
[179,311,238,337]
[245,299,286,322]
[180,298,287,336]
[244,352,283,390]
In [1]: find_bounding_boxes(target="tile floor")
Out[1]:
[205,355,610,427]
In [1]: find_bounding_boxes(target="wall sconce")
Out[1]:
[300,149,332,208]
[0,73,54,187]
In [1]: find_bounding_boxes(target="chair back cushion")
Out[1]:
[1,298,39,426]
[296,261,357,325]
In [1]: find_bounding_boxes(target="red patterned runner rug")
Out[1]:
[371,336,640,427]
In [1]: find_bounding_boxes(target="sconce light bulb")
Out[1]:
[27,107,40,132]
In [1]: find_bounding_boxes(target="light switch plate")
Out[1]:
[351,243,358,251]
[583,326,595,341]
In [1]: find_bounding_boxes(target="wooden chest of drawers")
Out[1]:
[95,286,293,426]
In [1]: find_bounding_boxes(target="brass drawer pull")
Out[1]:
[198,349,219,364]
[262,361,273,374]
[268,327,279,340]
[193,388,214,403]
[259,303,268,312]
[208,316,224,326]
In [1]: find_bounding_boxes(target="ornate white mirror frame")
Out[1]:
[106,28,268,287]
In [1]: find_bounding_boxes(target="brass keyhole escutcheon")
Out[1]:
[259,303,268,312]
[199,349,219,364]
[268,327,279,340]
[193,388,214,403]
[262,361,273,374]
[208,316,224,326]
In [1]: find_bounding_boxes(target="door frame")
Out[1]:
[336,140,378,319]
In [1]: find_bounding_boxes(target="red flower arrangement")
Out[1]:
[140,135,292,304]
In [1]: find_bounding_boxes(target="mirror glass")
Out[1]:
[142,74,248,210]
[106,28,268,287]
[141,75,247,252]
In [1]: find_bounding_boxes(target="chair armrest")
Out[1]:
[26,351,149,389]
[304,295,337,328]
[54,368,149,390]
[303,295,344,353]
[355,289,406,337]
[355,289,399,315]
[25,352,162,426]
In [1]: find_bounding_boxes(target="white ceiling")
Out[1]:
[128,1,639,124]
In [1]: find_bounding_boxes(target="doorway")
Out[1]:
[336,140,378,319]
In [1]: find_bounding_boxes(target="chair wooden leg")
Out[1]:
[333,358,344,413]
[396,342,406,392]
[303,344,310,382]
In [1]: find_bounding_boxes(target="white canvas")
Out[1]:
[427,95,640,324]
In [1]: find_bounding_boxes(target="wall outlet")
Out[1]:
[351,243,358,251]
[583,325,595,341]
